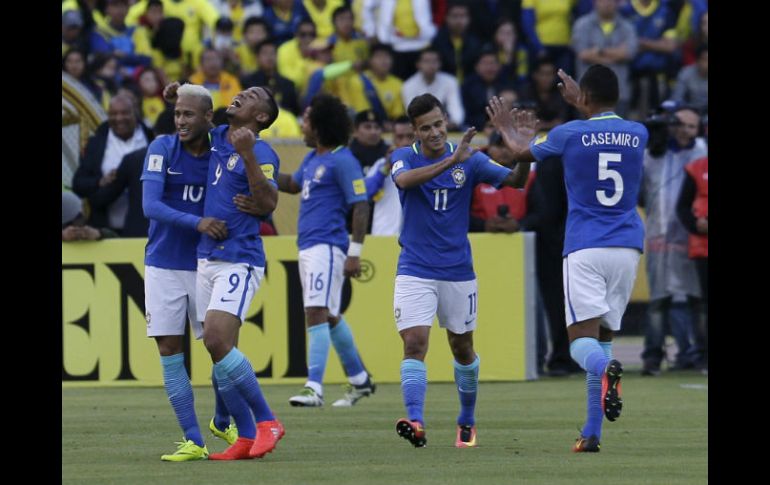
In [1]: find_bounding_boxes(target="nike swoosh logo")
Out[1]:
[464,319,475,326]
[167,168,183,175]
[211,147,217,151]
[220,297,237,302]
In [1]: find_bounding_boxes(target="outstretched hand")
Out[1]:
[455,127,479,163]
[512,109,538,141]
[485,96,514,133]
[556,69,580,107]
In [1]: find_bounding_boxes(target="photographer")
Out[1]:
[638,105,707,375]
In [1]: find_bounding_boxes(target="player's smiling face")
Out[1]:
[413,107,447,157]
[226,87,268,125]
[174,95,212,142]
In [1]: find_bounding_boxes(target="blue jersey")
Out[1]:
[529,112,648,256]
[197,125,280,267]
[293,146,367,252]
[391,142,511,281]
[140,135,209,271]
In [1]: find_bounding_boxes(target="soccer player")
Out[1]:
[273,94,376,407]
[391,93,532,448]
[142,84,248,461]
[486,64,648,452]
[195,85,285,460]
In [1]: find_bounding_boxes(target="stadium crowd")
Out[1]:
[62,0,708,379]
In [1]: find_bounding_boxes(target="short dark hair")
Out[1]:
[244,16,271,34]
[531,56,556,73]
[370,43,393,57]
[309,94,351,147]
[579,64,619,106]
[255,38,276,55]
[296,18,316,33]
[393,115,411,125]
[418,47,440,62]
[260,86,279,129]
[446,0,469,14]
[407,93,445,123]
[332,5,352,22]
[475,47,498,65]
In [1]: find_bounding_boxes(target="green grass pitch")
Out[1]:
[63,373,707,484]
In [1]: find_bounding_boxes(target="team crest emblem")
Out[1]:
[451,167,466,186]
[145,312,151,326]
[313,165,326,182]
[227,153,239,170]
[394,307,401,321]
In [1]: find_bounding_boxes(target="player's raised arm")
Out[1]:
[230,127,278,215]
[556,69,580,107]
[162,81,181,104]
[486,97,537,163]
[498,109,539,188]
[394,127,478,190]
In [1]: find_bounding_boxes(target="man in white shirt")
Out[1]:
[402,48,464,130]
[364,116,415,235]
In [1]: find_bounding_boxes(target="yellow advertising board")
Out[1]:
[62,234,537,387]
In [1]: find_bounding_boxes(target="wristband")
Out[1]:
[348,242,363,257]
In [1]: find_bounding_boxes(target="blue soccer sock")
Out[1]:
[161,354,203,446]
[219,347,275,423]
[599,341,613,360]
[211,368,230,432]
[580,341,615,440]
[570,337,610,376]
[307,323,331,392]
[401,359,427,424]
[213,362,256,439]
[330,317,367,384]
[454,356,480,426]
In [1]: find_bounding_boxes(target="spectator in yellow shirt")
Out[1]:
[261,108,302,139]
[277,19,324,95]
[189,48,243,110]
[329,5,369,65]
[303,0,345,39]
[212,0,265,42]
[135,66,167,128]
[235,17,272,75]
[132,0,189,82]
[127,0,219,71]
[365,44,405,125]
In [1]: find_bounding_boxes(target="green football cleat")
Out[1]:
[209,418,238,445]
[160,439,209,462]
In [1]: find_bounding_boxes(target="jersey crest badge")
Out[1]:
[227,153,239,170]
[451,167,466,187]
[313,164,326,182]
